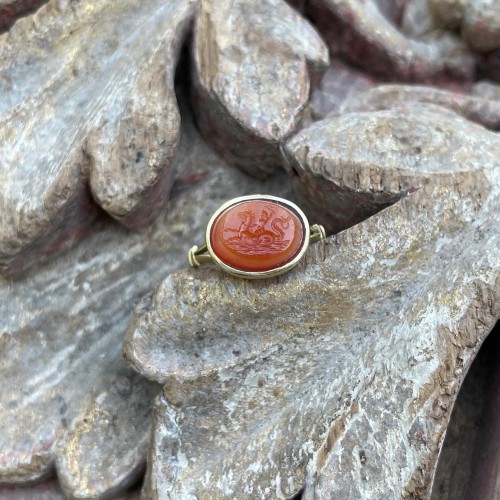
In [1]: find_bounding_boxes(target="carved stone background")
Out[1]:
[0,0,499,499]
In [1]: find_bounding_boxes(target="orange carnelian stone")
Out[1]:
[210,199,305,272]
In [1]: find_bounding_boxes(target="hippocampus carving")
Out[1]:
[223,206,292,252]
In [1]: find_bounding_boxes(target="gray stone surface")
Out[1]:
[428,0,500,52]
[125,163,499,498]
[284,104,498,234]
[427,0,467,29]
[472,80,500,100]
[0,106,293,497]
[400,0,436,38]
[306,0,476,81]
[341,84,500,130]
[191,0,329,179]
[2,1,499,498]
[0,0,195,278]
[462,0,500,52]
[308,59,375,120]
[54,370,155,498]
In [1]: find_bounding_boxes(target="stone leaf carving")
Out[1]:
[462,0,500,52]
[0,104,293,496]
[53,366,157,499]
[340,84,500,130]
[191,0,329,179]
[283,104,498,234]
[0,0,195,279]
[0,235,159,496]
[305,0,476,81]
[427,0,468,29]
[472,80,500,101]
[428,0,500,52]
[124,166,499,497]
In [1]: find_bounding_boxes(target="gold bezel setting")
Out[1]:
[188,194,325,279]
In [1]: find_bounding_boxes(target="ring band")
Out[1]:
[188,195,326,279]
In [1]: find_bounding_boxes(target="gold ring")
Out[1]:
[188,195,326,279]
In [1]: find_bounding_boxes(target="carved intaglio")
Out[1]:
[208,197,306,274]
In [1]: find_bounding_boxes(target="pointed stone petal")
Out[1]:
[55,367,159,499]
[87,0,193,228]
[284,104,500,233]
[0,0,195,278]
[191,0,329,178]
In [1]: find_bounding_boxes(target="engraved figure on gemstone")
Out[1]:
[223,205,292,254]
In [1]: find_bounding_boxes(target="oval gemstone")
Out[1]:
[210,199,305,273]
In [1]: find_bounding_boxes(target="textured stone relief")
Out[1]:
[125,173,499,498]
[191,0,329,178]
[0,109,293,497]
[1,0,499,498]
[0,0,195,278]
